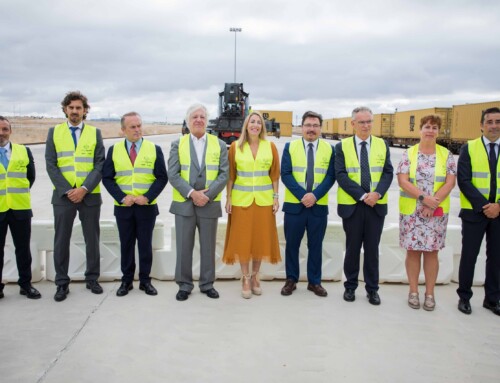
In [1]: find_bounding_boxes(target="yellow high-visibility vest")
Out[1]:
[172,134,222,202]
[0,144,31,212]
[53,123,100,193]
[284,139,332,205]
[112,140,157,206]
[337,136,388,205]
[232,140,273,207]
[460,138,500,209]
[399,144,450,215]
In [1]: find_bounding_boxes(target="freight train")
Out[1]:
[321,101,500,154]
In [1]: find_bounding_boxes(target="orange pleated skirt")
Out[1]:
[222,201,281,264]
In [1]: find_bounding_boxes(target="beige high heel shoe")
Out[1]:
[251,272,262,296]
[241,274,252,299]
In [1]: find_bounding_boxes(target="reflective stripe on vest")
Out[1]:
[112,139,157,206]
[460,138,500,209]
[232,140,273,207]
[172,134,222,202]
[0,144,31,212]
[337,136,388,205]
[53,123,100,193]
[399,144,450,215]
[284,139,332,205]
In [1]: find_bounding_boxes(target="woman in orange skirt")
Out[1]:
[222,112,281,298]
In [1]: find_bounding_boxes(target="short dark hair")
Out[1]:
[481,107,500,124]
[61,91,90,120]
[420,114,442,129]
[121,112,142,128]
[0,116,11,129]
[301,111,323,126]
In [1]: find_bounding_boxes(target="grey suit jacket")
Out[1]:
[168,135,228,218]
[45,123,105,206]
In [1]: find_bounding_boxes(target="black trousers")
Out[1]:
[457,216,500,302]
[0,210,32,289]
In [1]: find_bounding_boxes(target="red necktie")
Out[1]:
[130,143,137,165]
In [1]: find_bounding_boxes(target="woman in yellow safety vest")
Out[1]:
[397,115,456,311]
[222,112,281,299]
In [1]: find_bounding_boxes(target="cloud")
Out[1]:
[1,0,499,122]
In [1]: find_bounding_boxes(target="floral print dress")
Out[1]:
[397,150,457,251]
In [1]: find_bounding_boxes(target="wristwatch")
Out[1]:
[418,194,425,202]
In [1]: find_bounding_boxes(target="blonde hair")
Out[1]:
[237,112,267,150]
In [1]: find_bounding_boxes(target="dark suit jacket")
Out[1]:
[281,139,336,216]
[168,135,229,218]
[335,136,393,219]
[0,145,35,221]
[102,140,168,219]
[457,139,496,222]
[45,123,105,206]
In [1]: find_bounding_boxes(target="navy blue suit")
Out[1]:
[102,140,168,284]
[0,145,35,290]
[335,137,393,293]
[456,140,500,303]
[281,140,335,284]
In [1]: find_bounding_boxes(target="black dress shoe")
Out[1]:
[139,282,158,296]
[86,280,103,294]
[0,290,4,299]
[281,279,297,296]
[307,283,328,297]
[20,285,42,299]
[116,282,133,297]
[367,291,381,305]
[483,299,500,316]
[458,299,472,314]
[54,284,69,302]
[203,288,219,299]
[176,290,190,301]
[343,288,355,302]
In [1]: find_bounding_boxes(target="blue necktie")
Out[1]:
[70,127,78,147]
[306,143,314,192]
[0,147,8,170]
[489,143,497,203]
[360,141,371,192]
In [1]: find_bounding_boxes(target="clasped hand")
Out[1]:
[67,187,87,203]
[191,189,209,207]
[482,202,500,219]
[122,195,149,206]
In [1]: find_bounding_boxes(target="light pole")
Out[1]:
[229,27,242,82]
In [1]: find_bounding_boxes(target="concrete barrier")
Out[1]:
[2,220,486,286]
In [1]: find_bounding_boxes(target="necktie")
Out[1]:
[0,147,8,170]
[70,127,78,147]
[489,143,497,203]
[306,143,314,192]
[360,141,371,192]
[130,143,137,165]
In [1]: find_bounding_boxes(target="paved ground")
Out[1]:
[1,134,498,383]
[1,281,499,383]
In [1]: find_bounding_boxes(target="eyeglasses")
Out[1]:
[484,119,500,126]
[354,120,372,125]
[303,124,321,128]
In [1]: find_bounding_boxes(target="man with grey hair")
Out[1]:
[102,112,168,297]
[168,104,229,301]
[335,106,393,305]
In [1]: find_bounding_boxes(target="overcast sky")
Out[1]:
[1,0,499,123]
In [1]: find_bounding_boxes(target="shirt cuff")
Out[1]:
[187,189,194,198]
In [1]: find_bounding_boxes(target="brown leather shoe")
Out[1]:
[307,283,328,297]
[281,279,296,296]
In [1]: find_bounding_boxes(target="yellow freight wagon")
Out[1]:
[257,110,293,137]
[448,101,500,152]
[391,108,451,147]
[322,118,338,139]
[373,113,394,138]
[337,117,353,138]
